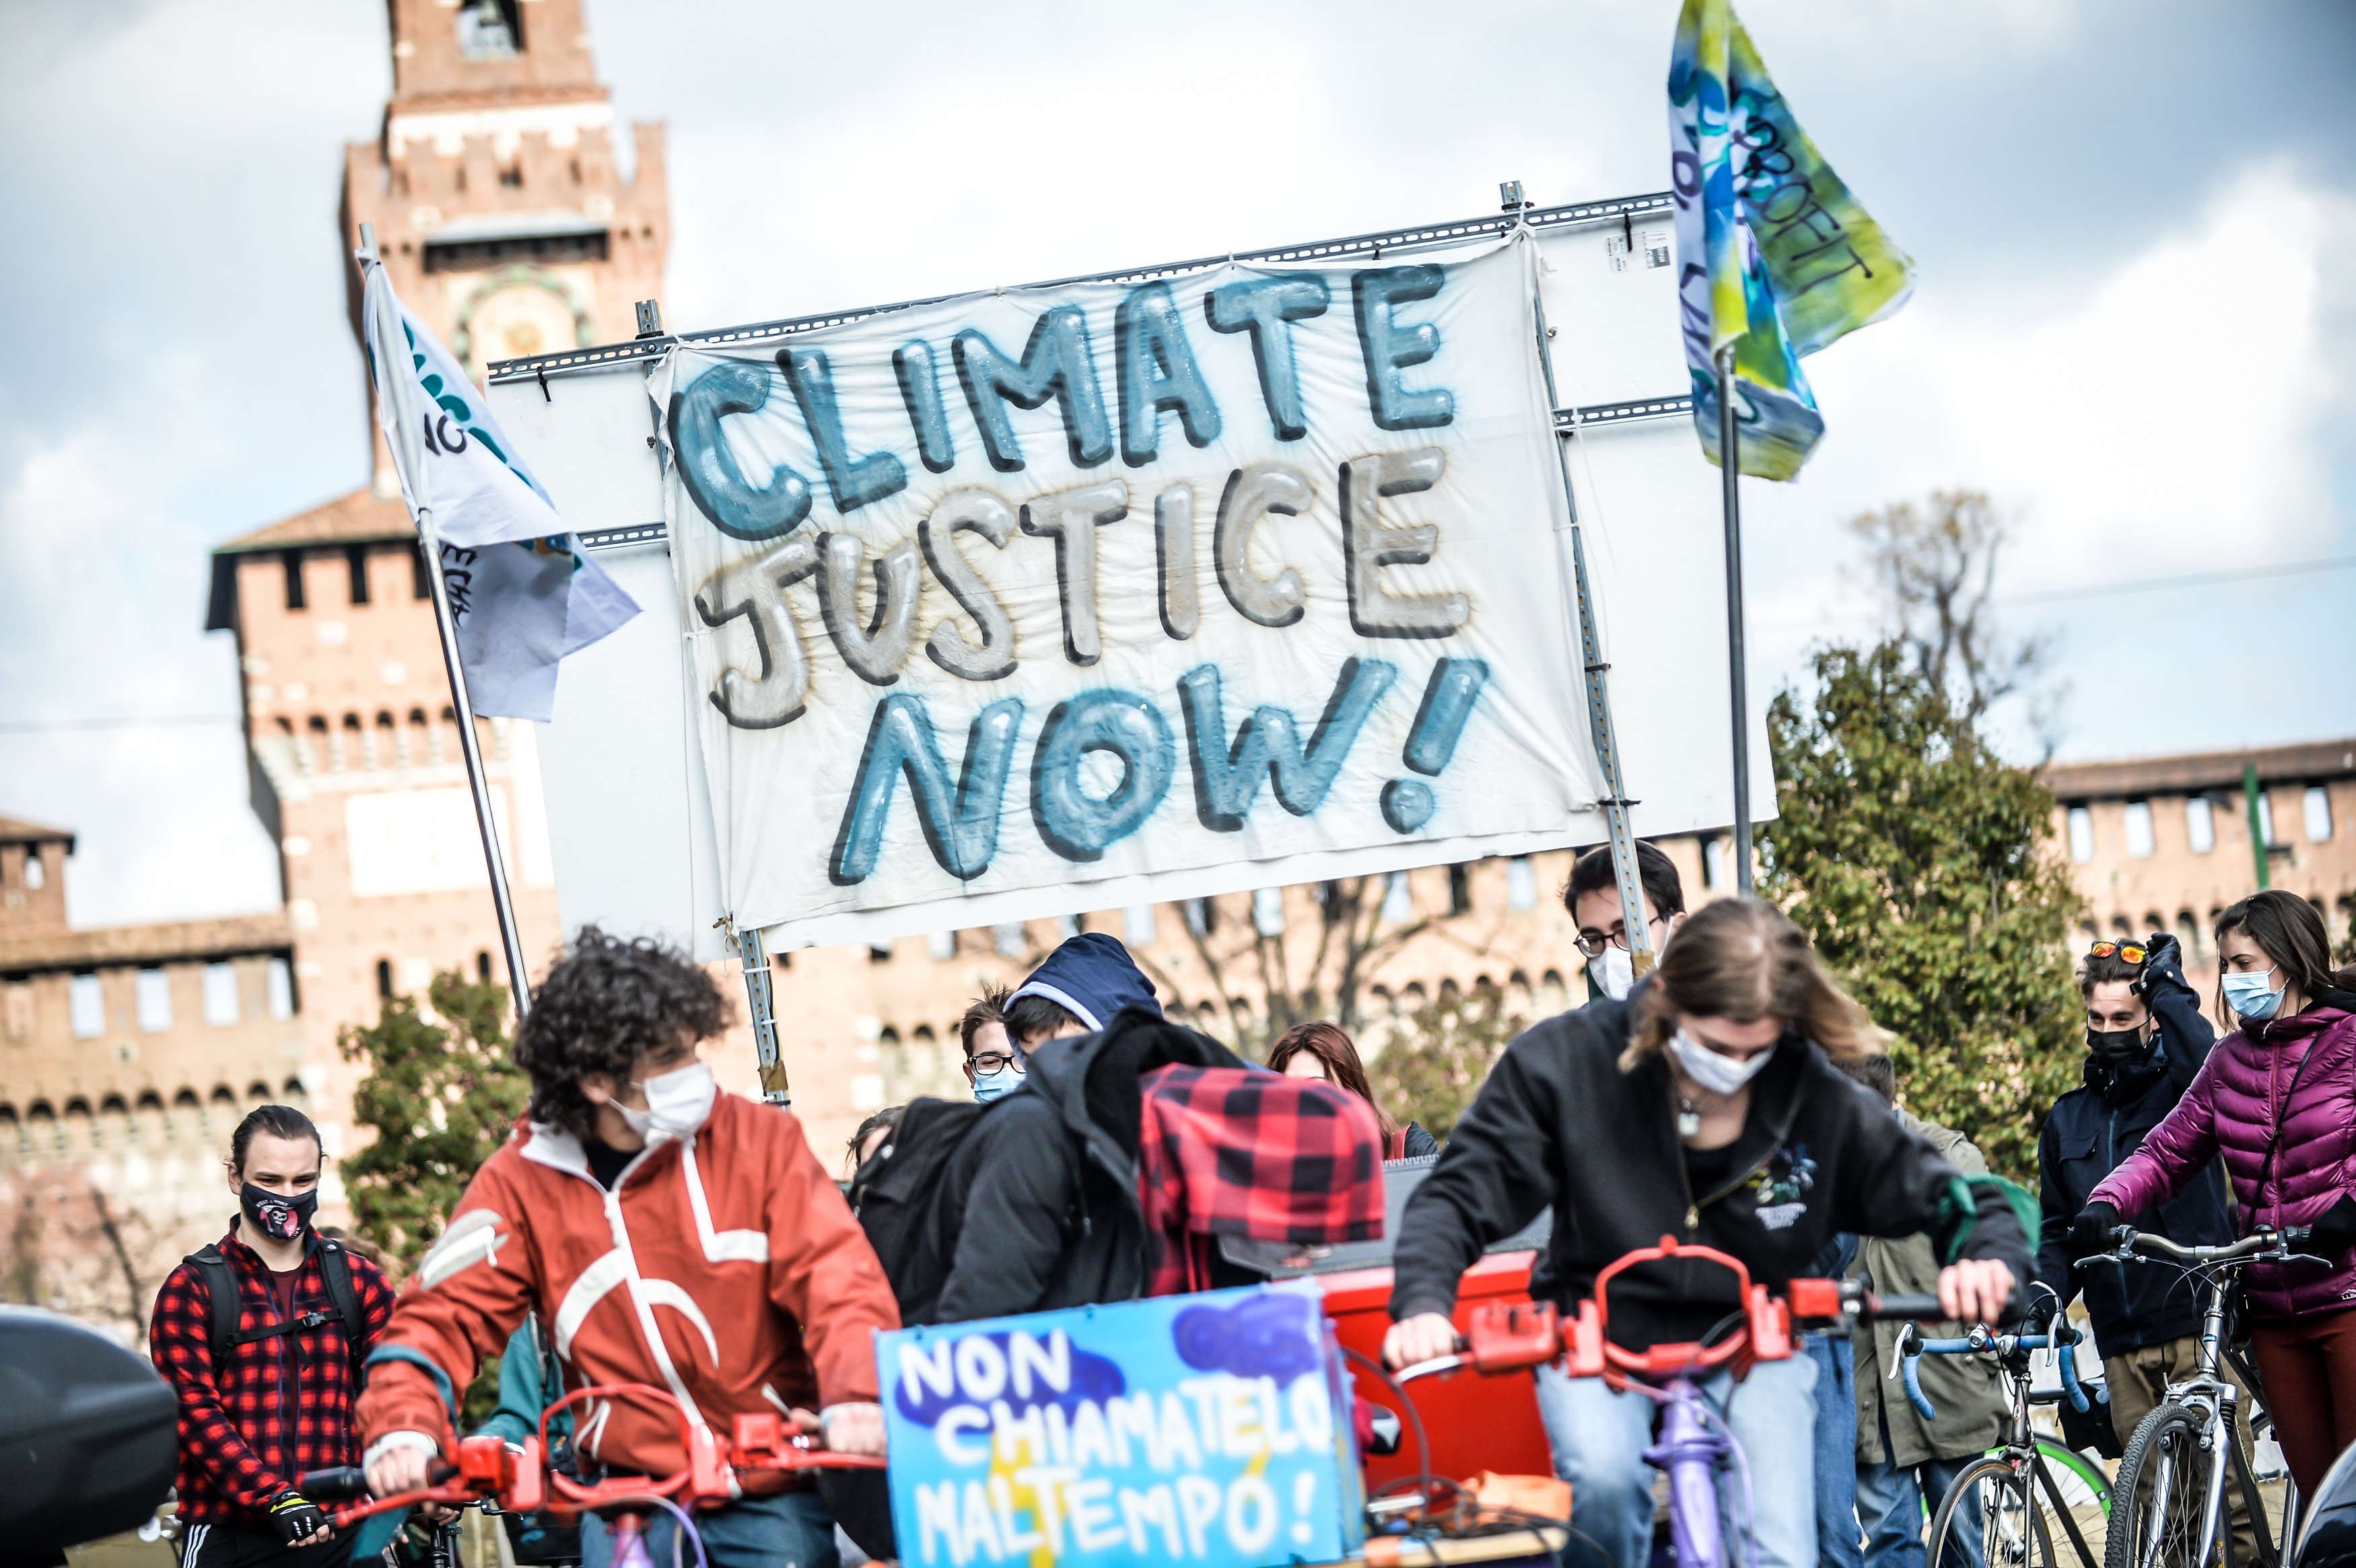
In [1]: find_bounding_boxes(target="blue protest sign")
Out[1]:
[876,1281,1365,1568]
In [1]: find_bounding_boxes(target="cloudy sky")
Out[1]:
[2,0,2351,929]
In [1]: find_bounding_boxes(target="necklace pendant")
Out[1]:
[1677,1108,1702,1137]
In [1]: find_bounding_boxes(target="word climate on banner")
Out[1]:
[876,1285,1364,1568]
[654,233,1600,939]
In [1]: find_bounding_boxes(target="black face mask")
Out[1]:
[2085,1026,2153,1066]
[240,1182,318,1242]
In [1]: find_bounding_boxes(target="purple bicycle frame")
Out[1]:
[1642,1374,1745,1568]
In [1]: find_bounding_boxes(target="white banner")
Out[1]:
[654,232,1603,941]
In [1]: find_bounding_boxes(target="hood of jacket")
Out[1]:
[1010,933,1160,1032]
[1022,1006,1244,1180]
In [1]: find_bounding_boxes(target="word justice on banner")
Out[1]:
[874,1285,1364,1568]
[651,231,1604,939]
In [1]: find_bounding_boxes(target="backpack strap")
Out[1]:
[314,1239,368,1386]
[184,1244,242,1377]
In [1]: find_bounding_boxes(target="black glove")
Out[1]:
[2311,1195,2356,1254]
[2072,1201,2122,1254]
[2134,933,2182,993]
[267,1489,331,1546]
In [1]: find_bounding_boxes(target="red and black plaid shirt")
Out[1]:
[1137,1064,1385,1295]
[148,1223,395,1528]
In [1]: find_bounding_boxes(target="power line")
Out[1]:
[1760,555,2356,635]
[0,715,242,733]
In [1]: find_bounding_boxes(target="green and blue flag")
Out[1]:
[1669,0,1914,480]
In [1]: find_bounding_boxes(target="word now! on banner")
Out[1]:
[652,233,1604,940]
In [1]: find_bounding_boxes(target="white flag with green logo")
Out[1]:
[361,257,638,719]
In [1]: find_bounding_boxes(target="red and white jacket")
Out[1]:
[357,1092,899,1484]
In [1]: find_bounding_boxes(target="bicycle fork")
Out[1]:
[1648,1377,1735,1568]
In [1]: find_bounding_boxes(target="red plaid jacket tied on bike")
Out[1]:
[1137,1063,1386,1296]
[149,1224,396,1529]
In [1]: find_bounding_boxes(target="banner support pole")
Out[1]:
[1715,344,1756,896]
[358,221,535,1017]
[1527,253,1655,976]
[725,920,790,1106]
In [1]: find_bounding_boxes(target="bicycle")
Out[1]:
[2077,1224,2321,1568]
[297,1382,883,1567]
[1896,1287,2111,1568]
[1393,1234,1953,1568]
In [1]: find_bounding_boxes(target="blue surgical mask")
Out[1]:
[972,1067,1023,1104]
[2223,968,2285,1020]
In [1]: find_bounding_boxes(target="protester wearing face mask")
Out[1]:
[1386,898,2028,1568]
[358,928,901,1568]
[151,1104,396,1566]
[2081,891,2356,1501]
[957,983,1023,1104]
[2034,935,2240,1472]
[1565,839,1686,1004]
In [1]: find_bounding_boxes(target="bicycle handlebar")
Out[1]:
[2075,1223,2316,1270]
[1895,1308,2089,1421]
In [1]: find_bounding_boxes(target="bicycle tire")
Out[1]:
[2032,1437,2114,1568]
[1931,1456,2056,1568]
[2108,1400,2229,1568]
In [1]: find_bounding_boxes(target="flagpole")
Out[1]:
[357,222,534,1016]
[1717,344,1755,896]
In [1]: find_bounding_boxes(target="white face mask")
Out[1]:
[1593,946,1636,1001]
[615,1060,716,1146]
[1667,1028,1776,1097]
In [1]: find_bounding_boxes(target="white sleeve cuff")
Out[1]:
[361,1430,442,1473]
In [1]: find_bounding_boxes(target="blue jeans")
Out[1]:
[1809,1333,1865,1568]
[1856,1401,1982,1568]
[1534,1351,1818,1568]
[580,1489,839,1568]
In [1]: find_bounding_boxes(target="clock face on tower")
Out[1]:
[455,274,588,378]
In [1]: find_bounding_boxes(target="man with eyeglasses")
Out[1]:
[957,983,1023,1103]
[1564,840,1688,1003]
[2035,932,2244,1532]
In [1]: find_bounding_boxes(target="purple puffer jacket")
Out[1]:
[2091,994,2356,1322]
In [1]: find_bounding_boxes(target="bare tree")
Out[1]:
[1848,490,2065,748]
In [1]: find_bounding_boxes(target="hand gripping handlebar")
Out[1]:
[298,1383,882,1532]
[1396,1236,1958,1389]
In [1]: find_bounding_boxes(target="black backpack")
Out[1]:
[847,1096,987,1324]
[185,1238,366,1387]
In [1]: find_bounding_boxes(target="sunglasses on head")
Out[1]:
[2088,941,2147,964]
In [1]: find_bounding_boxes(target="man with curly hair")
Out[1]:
[357,928,899,1568]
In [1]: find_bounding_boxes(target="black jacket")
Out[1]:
[929,1009,1245,1324]
[2034,954,2232,1355]
[1389,993,2031,1350]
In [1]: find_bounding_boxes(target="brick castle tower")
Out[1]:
[201,0,667,1182]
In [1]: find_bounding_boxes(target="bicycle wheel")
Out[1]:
[2108,1400,2228,1568]
[1931,1456,2056,1568]
[2032,1437,2113,1568]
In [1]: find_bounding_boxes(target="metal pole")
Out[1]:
[417,528,535,1016]
[1527,243,1655,975]
[730,922,790,1106]
[1716,345,1755,895]
[357,222,534,1015]
[2243,763,2271,890]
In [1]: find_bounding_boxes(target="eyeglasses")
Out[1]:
[967,1051,1025,1075]
[2088,941,2147,964]
[1574,914,1666,960]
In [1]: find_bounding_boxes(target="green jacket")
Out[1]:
[1852,1112,2008,1467]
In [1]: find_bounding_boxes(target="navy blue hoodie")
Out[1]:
[1009,931,1158,1030]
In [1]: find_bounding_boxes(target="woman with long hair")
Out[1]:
[1268,1020,1439,1160]
[2083,889,2356,1498]
[1383,897,2028,1568]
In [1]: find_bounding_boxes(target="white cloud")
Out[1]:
[1743,162,2355,756]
